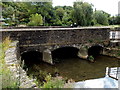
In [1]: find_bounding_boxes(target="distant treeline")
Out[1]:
[1,1,120,26]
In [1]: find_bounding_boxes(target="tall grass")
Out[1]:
[0,37,19,88]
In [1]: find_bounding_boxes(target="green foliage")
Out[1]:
[109,15,120,25]
[41,74,65,88]
[71,1,93,26]
[53,6,73,26]
[88,55,94,62]
[28,13,43,26]
[62,12,72,26]
[54,18,62,26]
[0,37,19,88]
[94,10,109,25]
[2,2,116,26]
[2,68,19,88]
[114,15,120,25]
[34,2,54,25]
[56,8,65,21]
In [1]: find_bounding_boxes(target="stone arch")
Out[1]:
[51,44,80,52]
[21,50,43,66]
[51,46,80,63]
[88,44,103,57]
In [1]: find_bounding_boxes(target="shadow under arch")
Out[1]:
[88,45,103,58]
[21,51,43,66]
[51,46,79,63]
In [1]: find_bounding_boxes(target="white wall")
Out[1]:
[110,31,120,39]
[110,31,120,42]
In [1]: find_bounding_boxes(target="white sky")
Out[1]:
[52,0,120,16]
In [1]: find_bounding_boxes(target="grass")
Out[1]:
[0,37,19,88]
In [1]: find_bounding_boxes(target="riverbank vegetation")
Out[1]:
[1,1,120,27]
[0,37,73,88]
[26,64,74,88]
[0,37,19,88]
[41,74,65,88]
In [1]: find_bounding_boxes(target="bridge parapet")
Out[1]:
[1,27,110,45]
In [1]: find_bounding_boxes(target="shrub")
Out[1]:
[88,55,94,62]
[28,13,43,26]
[41,74,65,88]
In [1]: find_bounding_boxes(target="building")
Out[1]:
[110,27,120,42]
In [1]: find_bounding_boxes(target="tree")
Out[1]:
[2,2,33,25]
[114,15,120,25]
[2,1,112,26]
[2,3,19,26]
[109,16,115,25]
[62,6,73,26]
[71,1,93,26]
[55,8,65,21]
[28,13,43,26]
[53,6,73,26]
[15,2,35,23]
[94,10,109,25]
[34,2,54,25]
[62,12,72,26]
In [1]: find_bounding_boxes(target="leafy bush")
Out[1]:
[41,74,65,88]
[28,13,43,26]
[1,67,19,88]
[94,10,109,25]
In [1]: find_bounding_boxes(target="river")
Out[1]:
[25,55,119,88]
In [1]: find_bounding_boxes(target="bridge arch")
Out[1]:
[88,44,103,57]
[21,50,43,66]
[51,46,79,63]
[50,44,81,51]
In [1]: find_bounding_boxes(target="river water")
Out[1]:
[26,55,119,88]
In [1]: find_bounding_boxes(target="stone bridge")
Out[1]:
[0,27,115,64]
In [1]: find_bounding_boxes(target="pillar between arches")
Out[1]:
[43,49,53,64]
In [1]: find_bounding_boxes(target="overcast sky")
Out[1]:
[53,0,120,16]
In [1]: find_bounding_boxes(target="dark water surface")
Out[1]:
[27,55,119,82]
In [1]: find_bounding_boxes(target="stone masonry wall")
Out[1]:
[4,41,37,88]
[0,27,110,53]
[2,28,110,45]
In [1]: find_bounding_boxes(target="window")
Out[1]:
[112,32,116,39]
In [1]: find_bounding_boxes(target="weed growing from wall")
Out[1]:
[0,37,19,88]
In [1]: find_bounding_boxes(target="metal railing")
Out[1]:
[107,67,120,80]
